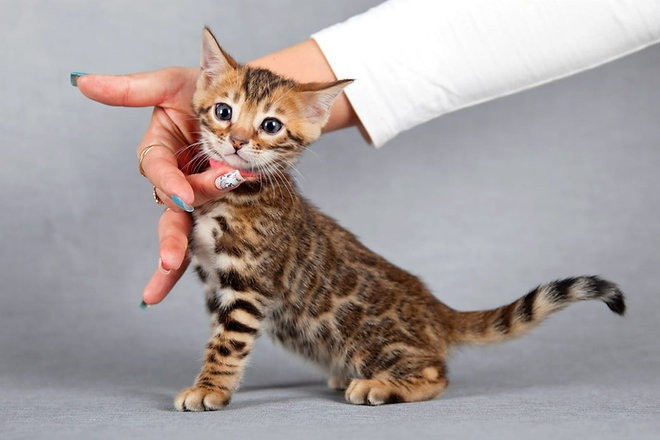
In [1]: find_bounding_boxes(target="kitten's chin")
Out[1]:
[209,158,261,178]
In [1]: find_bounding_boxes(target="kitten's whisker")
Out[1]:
[268,161,294,202]
[277,157,304,184]
[191,154,210,174]
[299,144,320,160]
[253,152,289,201]
[262,160,286,202]
[258,160,278,199]
[181,150,210,174]
[174,141,204,159]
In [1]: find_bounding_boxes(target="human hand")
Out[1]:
[74,68,248,305]
[72,40,357,306]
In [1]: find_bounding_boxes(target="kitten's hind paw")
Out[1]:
[174,386,231,411]
[344,367,448,405]
[345,379,401,406]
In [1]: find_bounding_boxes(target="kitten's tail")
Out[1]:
[450,276,625,345]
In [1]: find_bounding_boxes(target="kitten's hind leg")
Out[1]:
[327,374,351,391]
[345,360,448,405]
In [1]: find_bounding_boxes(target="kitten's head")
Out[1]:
[193,28,352,175]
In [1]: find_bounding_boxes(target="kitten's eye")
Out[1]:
[214,103,232,121]
[260,118,283,135]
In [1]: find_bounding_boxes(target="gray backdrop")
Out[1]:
[1,1,658,439]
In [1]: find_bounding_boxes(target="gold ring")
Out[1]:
[138,143,168,177]
[153,186,165,205]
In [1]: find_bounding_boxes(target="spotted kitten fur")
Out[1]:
[174,28,626,411]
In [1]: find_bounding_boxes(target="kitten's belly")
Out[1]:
[265,302,343,371]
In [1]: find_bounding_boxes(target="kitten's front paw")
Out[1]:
[174,386,231,411]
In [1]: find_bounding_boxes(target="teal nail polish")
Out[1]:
[70,72,88,87]
[171,195,194,212]
[139,300,150,310]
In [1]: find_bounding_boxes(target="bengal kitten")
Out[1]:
[174,28,626,411]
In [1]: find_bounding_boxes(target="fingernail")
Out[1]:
[171,194,194,212]
[139,300,150,310]
[70,72,88,87]
[158,258,171,275]
[215,170,245,190]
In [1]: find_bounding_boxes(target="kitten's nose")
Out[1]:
[229,135,249,150]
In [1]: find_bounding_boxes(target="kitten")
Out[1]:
[175,28,626,411]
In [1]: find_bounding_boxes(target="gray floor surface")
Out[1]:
[3,327,659,439]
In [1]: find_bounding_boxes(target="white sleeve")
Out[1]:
[312,0,660,147]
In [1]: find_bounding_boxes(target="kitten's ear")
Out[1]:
[300,79,354,125]
[200,27,238,86]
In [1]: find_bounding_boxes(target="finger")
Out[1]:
[142,257,189,306]
[187,165,257,207]
[154,187,169,208]
[138,109,195,210]
[140,142,194,211]
[158,208,192,271]
[142,209,192,305]
[76,67,197,107]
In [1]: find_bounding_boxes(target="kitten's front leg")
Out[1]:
[174,295,264,411]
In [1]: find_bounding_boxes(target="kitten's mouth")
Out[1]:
[209,158,261,178]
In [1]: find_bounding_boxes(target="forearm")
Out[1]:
[248,39,359,133]
[312,0,660,147]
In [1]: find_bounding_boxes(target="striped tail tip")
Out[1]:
[605,292,626,315]
[602,286,626,315]
[575,276,626,316]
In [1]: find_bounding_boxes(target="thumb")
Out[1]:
[74,67,197,107]
[188,166,253,207]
